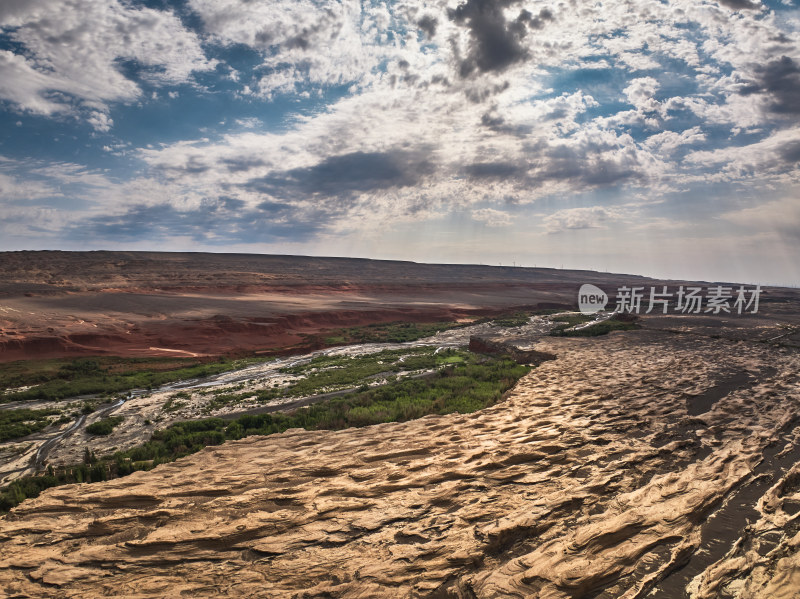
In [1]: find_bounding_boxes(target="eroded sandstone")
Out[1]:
[1,330,799,598]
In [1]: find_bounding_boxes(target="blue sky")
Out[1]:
[0,0,799,284]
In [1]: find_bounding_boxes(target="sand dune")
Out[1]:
[2,330,799,597]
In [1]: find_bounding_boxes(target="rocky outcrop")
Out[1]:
[468,335,557,364]
[1,331,799,598]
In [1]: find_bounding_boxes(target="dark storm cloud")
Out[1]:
[464,161,526,179]
[417,15,438,38]
[219,196,246,210]
[716,0,761,9]
[529,8,553,28]
[532,142,641,187]
[479,110,532,135]
[778,141,800,163]
[464,81,510,103]
[74,198,323,244]
[448,0,552,78]
[153,157,211,177]
[465,139,644,189]
[283,21,327,51]
[257,200,292,211]
[739,56,800,115]
[465,140,642,188]
[222,157,267,173]
[480,111,505,129]
[247,149,436,199]
[569,160,639,186]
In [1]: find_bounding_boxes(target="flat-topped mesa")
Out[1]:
[468,335,557,365]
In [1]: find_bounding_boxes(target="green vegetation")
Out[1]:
[84,447,97,464]
[549,314,639,337]
[135,352,527,461]
[491,312,532,327]
[0,310,563,406]
[162,391,191,413]
[162,399,187,413]
[1,475,67,512]
[203,347,463,412]
[0,408,60,442]
[0,460,115,512]
[322,320,468,344]
[86,416,124,436]
[318,309,560,345]
[0,356,265,404]
[555,319,639,337]
[550,313,595,330]
[1,351,530,514]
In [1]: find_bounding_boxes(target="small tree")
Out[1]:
[83,447,96,465]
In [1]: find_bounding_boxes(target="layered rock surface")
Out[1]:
[12,250,800,362]
[1,330,799,598]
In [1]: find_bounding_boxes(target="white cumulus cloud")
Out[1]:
[0,0,214,123]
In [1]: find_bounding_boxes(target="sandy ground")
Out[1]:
[1,329,800,597]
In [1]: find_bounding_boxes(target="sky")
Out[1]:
[0,0,799,285]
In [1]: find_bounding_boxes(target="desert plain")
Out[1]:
[0,251,800,598]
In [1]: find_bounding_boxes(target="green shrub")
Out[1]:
[0,351,533,513]
[492,312,532,327]
[550,317,639,337]
[0,408,60,442]
[86,416,124,436]
[320,320,468,345]
[0,357,258,404]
